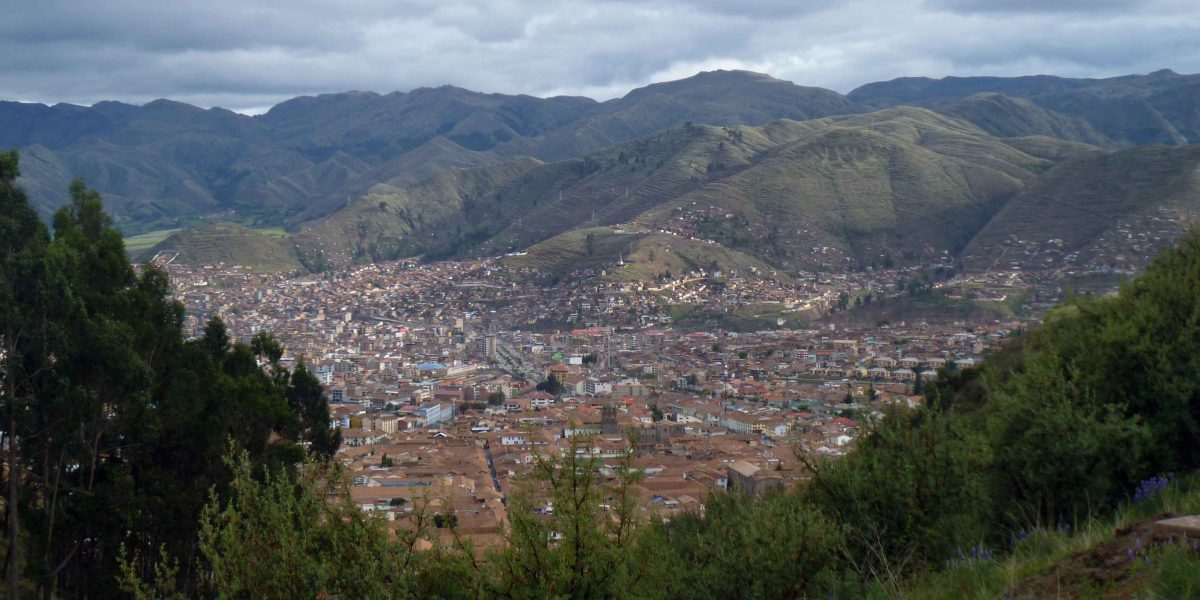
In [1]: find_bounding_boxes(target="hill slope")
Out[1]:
[935,93,1110,146]
[630,108,1045,269]
[504,226,782,283]
[147,223,302,271]
[963,144,1200,271]
[850,69,1200,146]
[5,70,855,233]
[294,107,1053,275]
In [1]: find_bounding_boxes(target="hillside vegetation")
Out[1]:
[290,107,1059,276]
[506,226,781,283]
[4,70,855,232]
[141,96,1200,284]
[850,68,1200,146]
[964,143,1200,269]
[148,222,303,271]
[9,68,1198,238]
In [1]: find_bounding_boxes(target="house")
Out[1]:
[726,461,783,497]
[500,434,528,446]
[341,429,385,448]
[527,391,555,407]
[417,362,449,379]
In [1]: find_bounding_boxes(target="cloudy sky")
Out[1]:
[2,0,1198,114]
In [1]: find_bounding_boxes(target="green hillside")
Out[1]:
[963,143,1200,270]
[295,106,1062,278]
[850,69,1200,146]
[505,226,782,283]
[291,158,543,269]
[633,108,1048,269]
[935,93,1111,146]
[148,222,302,271]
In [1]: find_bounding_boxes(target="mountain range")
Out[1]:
[6,68,1200,279]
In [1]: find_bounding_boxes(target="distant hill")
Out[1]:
[630,108,1046,269]
[935,93,1110,146]
[5,70,856,233]
[11,67,1200,280]
[849,69,1200,146]
[291,107,1055,276]
[504,226,781,283]
[146,223,302,271]
[527,70,856,160]
[963,144,1200,270]
[14,67,1194,236]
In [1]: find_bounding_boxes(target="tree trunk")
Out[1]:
[7,402,19,600]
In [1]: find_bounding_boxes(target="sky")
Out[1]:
[2,0,1198,114]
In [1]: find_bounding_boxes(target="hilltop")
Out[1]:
[8,68,1197,237]
[850,69,1200,146]
[146,222,302,271]
[503,226,782,284]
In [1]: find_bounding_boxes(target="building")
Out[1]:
[726,461,783,497]
[476,334,497,362]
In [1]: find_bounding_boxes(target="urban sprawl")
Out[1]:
[154,222,1174,552]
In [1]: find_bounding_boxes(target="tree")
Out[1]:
[535,376,563,395]
[0,153,338,597]
[655,492,846,599]
[492,434,667,599]
[0,148,54,599]
[286,361,341,459]
[804,405,991,574]
[486,391,505,406]
[837,291,850,311]
[123,453,480,599]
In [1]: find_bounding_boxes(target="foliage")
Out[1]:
[123,452,480,600]
[801,228,1200,583]
[804,405,992,580]
[0,152,338,598]
[654,491,847,599]
[489,434,669,599]
[535,376,564,395]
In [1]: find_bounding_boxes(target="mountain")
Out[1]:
[962,143,1200,271]
[292,107,1055,276]
[291,158,543,270]
[5,70,855,233]
[526,70,856,160]
[9,67,1198,279]
[504,226,781,283]
[849,69,1200,146]
[935,93,1110,146]
[147,223,302,271]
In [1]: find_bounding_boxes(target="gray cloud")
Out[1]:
[1,0,1197,112]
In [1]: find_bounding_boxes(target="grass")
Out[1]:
[895,474,1200,600]
[123,228,181,253]
[667,302,808,332]
[508,226,780,284]
[124,225,286,256]
[152,223,302,272]
[973,287,1030,318]
[252,227,289,238]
